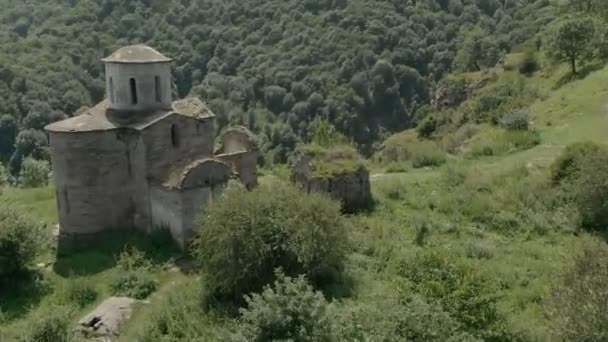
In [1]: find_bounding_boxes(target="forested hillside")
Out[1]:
[0,0,554,170]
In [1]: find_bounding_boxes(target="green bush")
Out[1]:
[133,279,229,341]
[192,181,347,302]
[0,206,44,280]
[401,251,513,340]
[19,157,51,188]
[20,305,77,342]
[547,239,608,341]
[561,148,608,230]
[499,109,531,131]
[467,127,540,158]
[0,163,9,187]
[57,279,98,308]
[237,271,335,342]
[333,285,477,341]
[550,142,604,184]
[518,50,539,76]
[411,141,447,168]
[110,270,157,300]
[417,115,438,139]
[109,247,157,299]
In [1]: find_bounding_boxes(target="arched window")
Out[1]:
[109,77,115,103]
[155,76,162,103]
[129,77,138,104]
[171,124,179,148]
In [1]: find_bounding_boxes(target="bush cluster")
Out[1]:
[19,157,51,188]
[193,181,347,303]
[499,109,531,131]
[237,271,334,342]
[20,305,77,342]
[109,247,157,299]
[400,251,512,340]
[552,142,608,230]
[0,206,44,280]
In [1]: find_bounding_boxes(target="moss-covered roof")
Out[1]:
[298,143,367,178]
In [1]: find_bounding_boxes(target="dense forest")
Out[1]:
[0,0,555,172]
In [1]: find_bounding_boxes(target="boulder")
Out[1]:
[78,297,137,339]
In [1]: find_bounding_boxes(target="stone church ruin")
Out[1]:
[45,45,258,247]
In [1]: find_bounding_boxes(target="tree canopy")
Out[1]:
[0,0,555,165]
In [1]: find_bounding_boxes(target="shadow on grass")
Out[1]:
[53,228,185,277]
[0,271,50,322]
[554,61,605,89]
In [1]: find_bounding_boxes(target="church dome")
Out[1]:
[102,45,172,64]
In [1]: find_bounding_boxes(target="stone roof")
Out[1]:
[101,45,172,64]
[45,98,214,133]
[162,158,232,189]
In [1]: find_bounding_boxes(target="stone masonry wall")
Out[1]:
[49,130,144,236]
[141,114,214,182]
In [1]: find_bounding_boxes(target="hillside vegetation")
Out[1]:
[5,0,608,341]
[0,0,555,175]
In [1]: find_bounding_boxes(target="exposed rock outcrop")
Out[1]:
[78,297,138,339]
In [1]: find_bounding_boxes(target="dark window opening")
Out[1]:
[129,77,138,104]
[109,77,115,103]
[171,124,179,148]
[155,76,162,102]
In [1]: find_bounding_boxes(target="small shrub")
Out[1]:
[401,251,512,340]
[411,141,447,168]
[193,182,347,303]
[414,221,430,246]
[19,157,51,188]
[384,162,409,173]
[110,246,157,299]
[110,270,157,299]
[0,206,44,280]
[440,124,479,154]
[550,142,604,184]
[115,246,154,271]
[546,239,608,341]
[417,115,438,139]
[518,50,539,76]
[0,163,9,187]
[133,279,229,341]
[501,130,541,150]
[57,279,98,308]
[467,127,540,158]
[238,270,335,341]
[562,150,608,231]
[499,109,531,131]
[466,240,494,259]
[20,305,76,342]
[333,284,477,341]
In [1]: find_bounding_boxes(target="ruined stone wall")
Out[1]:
[149,185,183,244]
[150,184,226,248]
[292,158,372,212]
[141,115,214,182]
[216,151,258,189]
[49,129,145,236]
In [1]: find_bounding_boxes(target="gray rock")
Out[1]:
[78,297,136,339]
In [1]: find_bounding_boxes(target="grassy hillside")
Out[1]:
[2,53,608,340]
